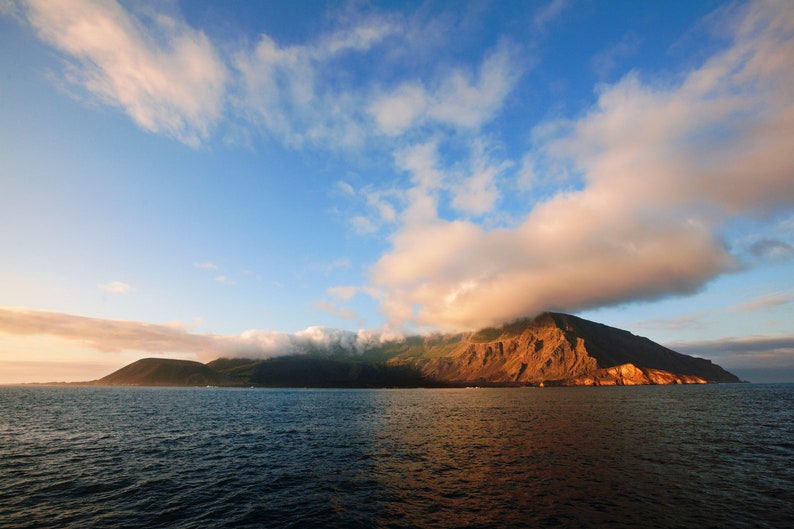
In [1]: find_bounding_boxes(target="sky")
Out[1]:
[1,0,793,384]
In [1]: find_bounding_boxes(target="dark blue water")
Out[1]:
[1,385,792,528]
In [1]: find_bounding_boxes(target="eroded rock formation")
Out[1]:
[387,313,738,386]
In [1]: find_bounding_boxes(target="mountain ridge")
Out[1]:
[89,312,741,387]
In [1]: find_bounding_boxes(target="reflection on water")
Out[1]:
[1,385,792,528]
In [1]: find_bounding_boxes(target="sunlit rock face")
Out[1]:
[389,313,738,386]
[561,364,709,386]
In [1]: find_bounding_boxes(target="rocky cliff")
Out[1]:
[386,313,739,386]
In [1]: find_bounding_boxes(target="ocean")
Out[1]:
[1,384,792,528]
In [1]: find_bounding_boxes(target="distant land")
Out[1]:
[82,313,740,387]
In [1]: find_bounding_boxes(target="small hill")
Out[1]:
[93,358,233,387]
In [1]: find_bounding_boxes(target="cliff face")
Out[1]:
[397,317,598,385]
[558,363,708,386]
[388,313,739,386]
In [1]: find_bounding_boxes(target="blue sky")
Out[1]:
[1,0,793,383]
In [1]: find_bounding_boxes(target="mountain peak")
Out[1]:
[388,312,740,386]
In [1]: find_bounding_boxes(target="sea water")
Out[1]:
[1,384,792,528]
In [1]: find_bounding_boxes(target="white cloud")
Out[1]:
[22,0,227,147]
[335,180,356,196]
[532,0,569,32]
[367,191,398,224]
[351,215,378,235]
[214,275,235,285]
[193,262,218,271]
[16,1,520,158]
[99,281,134,294]
[394,141,443,224]
[234,17,396,149]
[388,138,510,227]
[429,45,519,129]
[368,83,428,135]
[327,286,359,301]
[448,141,510,216]
[366,0,794,331]
[368,44,520,134]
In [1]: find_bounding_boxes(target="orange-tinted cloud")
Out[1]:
[367,1,794,331]
[0,307,400,361]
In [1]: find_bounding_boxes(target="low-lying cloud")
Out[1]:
[669,335,794,383]
[0,307,401,361]
[671,336,794,359]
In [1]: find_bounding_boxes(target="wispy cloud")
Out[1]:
[669,335,794,365]
[747,239,794,261]
[591,32,641,79]
[532,0,569,33]
[311,258,352,275]
[193,262,218,271]
[99,281,134,294]
[0,307,211,354]
[234,15,396,149]
[313,300,359,322]
[635,313,708,332]
[21,0,228,147]
[368,44,520,135]
[667,334,794,381]
[734,291,794,312]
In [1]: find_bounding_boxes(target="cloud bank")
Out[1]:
[668,334,794,383]
[0,307,400,361]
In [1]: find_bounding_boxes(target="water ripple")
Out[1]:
[1,385,792,528]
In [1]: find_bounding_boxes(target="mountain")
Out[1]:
[381,312,740,386]
[90,313,741,387]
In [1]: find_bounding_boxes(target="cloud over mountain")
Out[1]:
[365,0,794,330]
